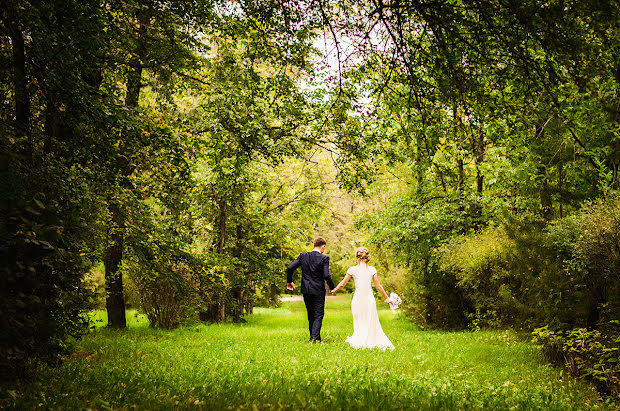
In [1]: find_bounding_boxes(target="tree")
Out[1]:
[296,0,620,327]
[99,0,212,328]
[1,0,110,376]
[185,11,319,321]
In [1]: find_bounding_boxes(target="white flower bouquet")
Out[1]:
[388,292,402,310]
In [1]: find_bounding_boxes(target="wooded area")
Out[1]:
[1,0,619,399]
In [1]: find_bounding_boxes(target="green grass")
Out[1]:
[1,296,615,410]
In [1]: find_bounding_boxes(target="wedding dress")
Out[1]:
[345,263,394,350]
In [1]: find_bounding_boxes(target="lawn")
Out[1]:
[1,296,614,410]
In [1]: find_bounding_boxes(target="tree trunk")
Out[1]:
[217,200,227,253]
[586,301,599,330]
[457,157,464,212]
[610,61,620,188]
[213,199,228,322]
[246,281,254,314]
[217,302,226,323]
[232,223,243,323]
[535,125,554,221]
[475,129,484,195]
[43,102,60,154]
[455,104,465,213]
[7,13,31,159]
[125,64,142,108]
[103,9,148,328]
[232,289,242,323]
[538,164,553,221]
[415,134,424,194]
[125,9,147,107]
[473,127,485,225]
[104,202,127,328]
[558,162,563,219]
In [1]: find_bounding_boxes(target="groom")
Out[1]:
[286,236,335,343]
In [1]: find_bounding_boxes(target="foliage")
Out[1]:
[437,226,518,329]
[0,301,613,410]
[0,0,215,366]
[0,153,100,378]
[415,196,620,396]
[546,196,620,332]
[533,326,620,398]
[2,0,620,401]
[527,197,620,397]
[317,0,620,334]
[360,190,503,328]
[123,236,203,330]
[421,196,620,332]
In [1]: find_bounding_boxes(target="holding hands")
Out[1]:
[331,285,394,305]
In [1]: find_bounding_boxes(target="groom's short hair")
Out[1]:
[313,237,327,247]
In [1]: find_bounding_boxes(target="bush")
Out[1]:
[407,195,620,335]
[437,225,519,328]
[125,258,198,329]
[528,197,620,398]
[433,197,620,397]
[364,192,499,329]
[0,154,99,379]
[124,235,206,329]
[547,196,620,331]
[533,325,620,397]
[503,218,573,329]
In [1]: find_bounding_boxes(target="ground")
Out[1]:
[1,295,613,410]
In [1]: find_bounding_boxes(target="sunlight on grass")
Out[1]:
[89,309,151,329]
[1,296,614,410]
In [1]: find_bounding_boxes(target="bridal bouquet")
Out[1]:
[388,292,402,310]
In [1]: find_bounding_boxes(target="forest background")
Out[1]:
[1,0,619,399]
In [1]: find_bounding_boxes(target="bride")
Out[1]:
[331,247,395,350]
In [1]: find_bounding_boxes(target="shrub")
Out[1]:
[547,196,620,331]
[500,218,574,330]
[124,234,205,329]
[363,192,498,329]
[530,197,620,398]
[437,226,518,328]
[533,325,620,397]
[125,257,198,329]
[0,155,99,379]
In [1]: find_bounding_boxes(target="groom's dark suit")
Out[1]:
[287,251,335,342]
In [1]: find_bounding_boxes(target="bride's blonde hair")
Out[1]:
[355,247,370,263]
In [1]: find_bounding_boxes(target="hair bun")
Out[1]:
[355,247,370,263]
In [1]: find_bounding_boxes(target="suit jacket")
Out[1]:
[286,251,335,295]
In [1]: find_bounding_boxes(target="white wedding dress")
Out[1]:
[345,264,394,350]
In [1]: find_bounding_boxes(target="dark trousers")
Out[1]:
[303,293,326,341]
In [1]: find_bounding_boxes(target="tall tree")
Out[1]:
[101,0,211,328]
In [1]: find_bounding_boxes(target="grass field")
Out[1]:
[1,296,615,410]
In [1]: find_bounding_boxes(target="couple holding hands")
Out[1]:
[286,237,394,350]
